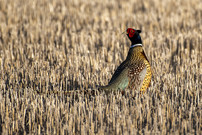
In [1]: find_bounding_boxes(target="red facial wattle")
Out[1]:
[127,28,135,38]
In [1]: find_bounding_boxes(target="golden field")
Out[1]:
[0,0,201,134]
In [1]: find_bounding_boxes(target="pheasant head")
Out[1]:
[126,28,142,45]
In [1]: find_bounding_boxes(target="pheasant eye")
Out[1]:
[130,30,134,33]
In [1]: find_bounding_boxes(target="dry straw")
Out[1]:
[0,0,201,134]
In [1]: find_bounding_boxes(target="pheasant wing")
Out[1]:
[108,60,128,84]
[128,61,146,90]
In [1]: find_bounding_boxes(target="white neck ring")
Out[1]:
[130,44,142,48]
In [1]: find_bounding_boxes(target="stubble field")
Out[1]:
[0,0,201,134]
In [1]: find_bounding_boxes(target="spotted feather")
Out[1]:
[127,61,146,90]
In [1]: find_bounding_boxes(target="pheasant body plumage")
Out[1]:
[99,28,152,93]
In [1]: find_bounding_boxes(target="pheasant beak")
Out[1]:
[122,30,128,35]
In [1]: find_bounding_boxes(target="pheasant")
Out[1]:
[99,28,152,94]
